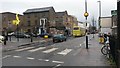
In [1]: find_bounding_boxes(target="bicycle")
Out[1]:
[101,41,110,54]
[101,41,113,60]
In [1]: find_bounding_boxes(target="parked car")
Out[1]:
[0,35,4,43]
[53,34,67,43]
[25,32,38,37]
[14,33,30,38]
[8,32,15,36]
[38,33,52,38]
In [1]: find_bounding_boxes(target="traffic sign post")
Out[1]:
[12,14,20,41]
[84,0,89,49]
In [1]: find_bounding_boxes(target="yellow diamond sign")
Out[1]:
[12,13,20,25]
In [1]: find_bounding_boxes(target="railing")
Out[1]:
[109,35,119,68]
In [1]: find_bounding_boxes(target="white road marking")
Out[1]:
[26,57,35,60]
[15,47,34,51]
[57,49,72,56]
[52,61,64,64]
[43,59,49,62]
[42,48,58,53]
[2,55,11,59]
[56,64,61,67]
[28,47,46,52]
[80,44,82,47]
[53,64,61,68]
[13,56,21,58]
[38,59,49,62]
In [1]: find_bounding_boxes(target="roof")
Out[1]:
[24,7,53,14]
[0,12,23,16]
[56,11,68,17]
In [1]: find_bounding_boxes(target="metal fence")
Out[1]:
[109,35,120,68]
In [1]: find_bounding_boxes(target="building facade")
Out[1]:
[67,15,78,34]
[23,7,56,35]
[1,12,23,34]
[56,11,68,30]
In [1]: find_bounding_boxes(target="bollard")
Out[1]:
[9,36,11,41]
[31,36,33,42]
[86,35,88,49]
[4,40,6,45]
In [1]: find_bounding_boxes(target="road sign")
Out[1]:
[12,14,20,25]
[111,10,117,16]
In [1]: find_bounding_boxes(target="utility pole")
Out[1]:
[84,0,89,49]
[97,1,101,32]
[92,16,95,38]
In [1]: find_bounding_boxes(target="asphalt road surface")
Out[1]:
[2,35,110,67]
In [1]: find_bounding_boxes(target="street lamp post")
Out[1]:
[84,0,89,49]
[97,0,101,32]
[17,24,19,41]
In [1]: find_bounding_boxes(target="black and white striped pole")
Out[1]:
[84,0,89,49]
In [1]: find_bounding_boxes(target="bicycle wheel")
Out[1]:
[101,45,109,55]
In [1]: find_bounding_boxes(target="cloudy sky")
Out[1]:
[0,0,117,23]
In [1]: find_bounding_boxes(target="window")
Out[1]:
[28,21,31,26]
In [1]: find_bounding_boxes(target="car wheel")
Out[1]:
[64,39,66,41]
[53,39,55,43]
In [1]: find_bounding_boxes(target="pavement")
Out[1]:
[2,34,116,67]
[1,37,52,52]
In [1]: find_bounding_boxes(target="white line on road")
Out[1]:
[52,64,61,68]
[15,47,34,52]
[28,47,46,52]
[13,56,21,58]
[42,48,58,53]
[38,59,49,62]
[2,55,11,59]
[52,61,64,64]
[57,49,72,56]
[26,57,35,60]
[43,59,49,62]
[80,44,82,47]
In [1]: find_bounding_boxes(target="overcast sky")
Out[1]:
[0,0,117,23]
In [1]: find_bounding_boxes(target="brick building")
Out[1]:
[56,11,68,34]
[1,12,23,33]
[23,7,56,35]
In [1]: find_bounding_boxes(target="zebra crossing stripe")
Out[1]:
[15,47,34,51]
[28,47,46,52]
[42,48,58,53]
[57,49,72,56]
[52,61,64,64]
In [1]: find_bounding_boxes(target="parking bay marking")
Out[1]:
[57,49,72,56]
[42,48,58,53]
[28,47,46,52]
[15,47,34,52]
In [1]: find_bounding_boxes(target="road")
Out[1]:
[2,35,110,67]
